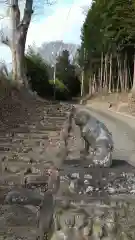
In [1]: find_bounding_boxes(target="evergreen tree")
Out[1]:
[25,49,53,98]
[56,50,80,97]
[78,0,135,95]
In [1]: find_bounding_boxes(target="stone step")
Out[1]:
[0,141,25,146]
[0,225,37,239]
[0,146,11,152]
[46,115,66,118]
[7,126,61,133]
[0,138,14,143]
[15,132,49,139]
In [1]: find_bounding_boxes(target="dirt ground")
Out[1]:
[87,92,131,114]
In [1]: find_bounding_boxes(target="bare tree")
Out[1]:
[131,52,135,95]
[0,0,53,87]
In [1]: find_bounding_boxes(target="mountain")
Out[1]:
[38,41,79,66]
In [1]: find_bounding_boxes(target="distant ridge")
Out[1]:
[38,41,79,65]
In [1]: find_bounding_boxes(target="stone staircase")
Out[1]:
[0,88,73,239]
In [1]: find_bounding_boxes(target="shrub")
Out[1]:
[25,50,53,98]
[49,78,70,100]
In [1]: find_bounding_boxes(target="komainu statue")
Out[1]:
[66,106,114,167]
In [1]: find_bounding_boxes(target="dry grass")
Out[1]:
[86,92,134,116]
[87,92,129,105]
[0,63,18,98]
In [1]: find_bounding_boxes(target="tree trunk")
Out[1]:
[97,67,100,93]
[2,0,33,87]
[128,63,132,90]
[108,54,112,93]
[103,55,106,90]
[131,52,135,95]
[89,75,92,96]
[103,54,108,93]
[117,54,123,92]
[128,52,135,113]
[11,33,27,86]
[11,43,17,82]
[16,32,28,86]
[100,52,103,93]
[124,52,128,92]
[91,73,95,95]
[93,73,96,94]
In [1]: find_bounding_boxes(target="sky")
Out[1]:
[0,0,91,64]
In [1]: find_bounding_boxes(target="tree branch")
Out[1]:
[19,0,33,29]
[45,0,56,5]
[0,30,10,47]
[11,0,20,28]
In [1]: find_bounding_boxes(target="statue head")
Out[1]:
[74,109,90,126]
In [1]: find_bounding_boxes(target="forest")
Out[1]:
[79,0,135,100]
[25,47,80,100]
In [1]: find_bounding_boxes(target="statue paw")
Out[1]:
[93,152,112,168]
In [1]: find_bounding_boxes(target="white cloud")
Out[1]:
[0,0,91,64]
[27,0,90,47]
